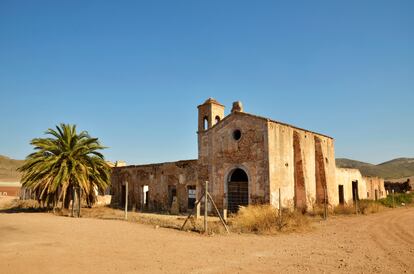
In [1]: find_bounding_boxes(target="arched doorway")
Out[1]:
[227,168,249,213]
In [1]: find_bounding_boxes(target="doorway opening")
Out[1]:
[121,184,126,208]
[168,185,177,207]
[187,185,196,209]
[338,185,345,205]
[142,185,149,210]
[352,180,359,202]
[227,168,249,213]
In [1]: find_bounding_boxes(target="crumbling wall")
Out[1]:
[314,136,327,204]
[335,167,367,204]
[111,160,198,212]
[293,131,306,210]
[364,176,386,200]
[267,121,336,209]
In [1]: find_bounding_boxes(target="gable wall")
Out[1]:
[198,113,269,210]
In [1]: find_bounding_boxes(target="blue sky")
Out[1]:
[0,1,413,165]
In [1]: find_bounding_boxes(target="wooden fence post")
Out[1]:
[71,186,75,217]
[125,181,128,220]
[204,181,208,234]
[78,187,81,218]
[354,189,358,215]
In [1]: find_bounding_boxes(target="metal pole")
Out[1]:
[125,181,129,220]
[204,181,208,234]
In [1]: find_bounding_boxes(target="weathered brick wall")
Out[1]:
[111,160,198,212]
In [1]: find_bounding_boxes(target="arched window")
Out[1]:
[230,168,248,182]
[203,117,208,130]
[215,116,221,125]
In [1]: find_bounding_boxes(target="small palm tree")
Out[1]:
[18,123,111,215]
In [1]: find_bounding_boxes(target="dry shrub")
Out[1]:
[333,204,355,215]
[7,199,41,210]
[358,200,384,214]
[307,204,326,217]
[333,201,385,215]
[230,205,310,234]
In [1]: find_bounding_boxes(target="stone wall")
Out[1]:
[198,112,269,211]
[109,99,369,214]
[111,160,198,212]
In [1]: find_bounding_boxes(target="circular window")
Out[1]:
[232,129,241,141]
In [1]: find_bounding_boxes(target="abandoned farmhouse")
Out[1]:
[111,98,386,214]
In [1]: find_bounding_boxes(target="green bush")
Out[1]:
[378,192,414,207]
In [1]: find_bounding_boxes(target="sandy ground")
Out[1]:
[0,203,413,274]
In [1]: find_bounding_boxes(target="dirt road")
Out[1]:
[0,207,413,273]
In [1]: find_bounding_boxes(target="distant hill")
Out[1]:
[336,158,414,180]
[2,154,414,182]
[0,155,24,182]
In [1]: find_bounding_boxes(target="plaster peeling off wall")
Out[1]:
[293,131,306,210]
[314,136,328,204]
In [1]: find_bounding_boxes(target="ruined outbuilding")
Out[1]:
[111,98,379,214]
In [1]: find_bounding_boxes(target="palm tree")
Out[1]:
[18,123,111,216]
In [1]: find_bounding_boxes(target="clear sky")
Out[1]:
[0,1,413,165]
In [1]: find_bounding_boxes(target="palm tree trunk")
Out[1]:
[78,187,81,218]
[71,186,75,217]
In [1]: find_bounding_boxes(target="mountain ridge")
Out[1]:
[0,155,24,182]
[1,154,414,181]
[336,157,414,180]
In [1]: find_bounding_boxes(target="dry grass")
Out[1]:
[81,205,311,235]
[230,205,310,234]
[80,206,228,234]
[333,200,385,215]
[358,200,385,214]
[333,204,355,215]
[0,198,42,212]
[307,204,326,217]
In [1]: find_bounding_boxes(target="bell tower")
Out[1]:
[197,98,225,132]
